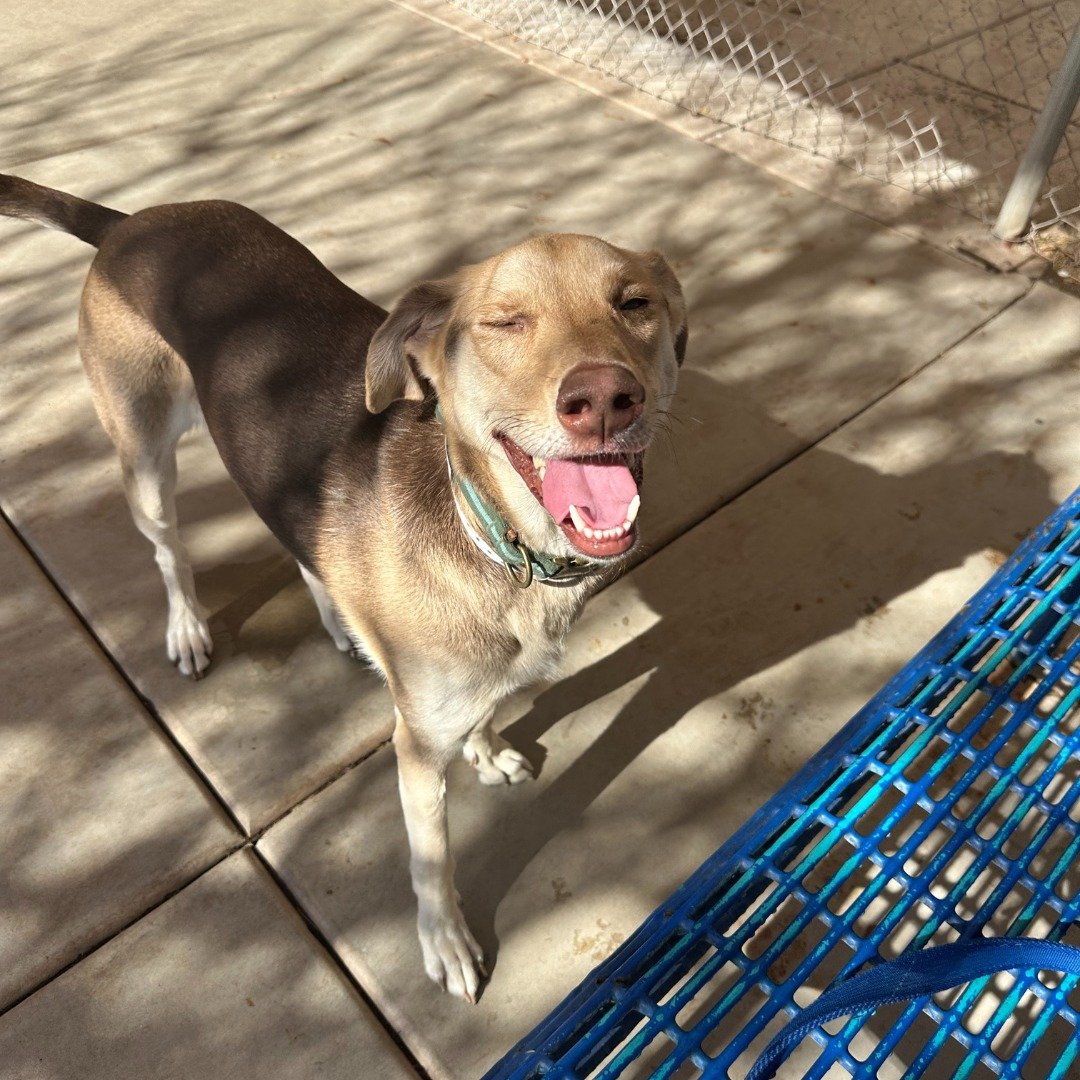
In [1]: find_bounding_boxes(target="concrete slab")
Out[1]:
[447,0,1034,117]
[916,2,1080,114]
[439,0,1080,259]
[442,0,788,129]
[0,521,237,1011]
[913,8,1080,226]
[0,849,418,1080]
[736,0,1034,87]
[3,0,463,169]
[1,0,1022,831]
[257,282,1080,1079]
[409,0,1020,258]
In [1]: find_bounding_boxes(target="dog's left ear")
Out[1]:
[642,251,689,366]
[366,277,458,413]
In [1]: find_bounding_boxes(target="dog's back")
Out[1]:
[70,190,388,566]
[89,200,389,564]
[1,175,402,675]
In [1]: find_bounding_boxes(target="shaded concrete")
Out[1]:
[0,850,419,1079]
[0,521,237,1010]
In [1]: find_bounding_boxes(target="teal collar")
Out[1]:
[434,404,598,588]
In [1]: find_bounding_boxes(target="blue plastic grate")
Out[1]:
[484,488,1080,1080]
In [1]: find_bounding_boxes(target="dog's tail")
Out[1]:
[0,174,128,248]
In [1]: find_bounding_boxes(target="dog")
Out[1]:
[0,174,687,1001]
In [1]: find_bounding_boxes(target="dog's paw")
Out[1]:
[478,746,534,786]
[418,906,486,1003]
[464,731,534,786]
[167,606,213,678]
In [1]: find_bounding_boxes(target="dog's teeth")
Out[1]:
[538,463,546,482]
[626,494,641,525]
[568,506,637,542]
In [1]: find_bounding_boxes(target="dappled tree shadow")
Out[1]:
[1,3,1074,1077]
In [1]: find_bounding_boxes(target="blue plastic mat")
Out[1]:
[483,488,1080,1079]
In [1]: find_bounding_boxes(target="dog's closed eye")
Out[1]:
[619,296,649,312]
[482,314,528,331]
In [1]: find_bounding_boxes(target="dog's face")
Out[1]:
[366,233,687,560]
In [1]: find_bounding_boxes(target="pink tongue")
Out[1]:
[542,459,638,530]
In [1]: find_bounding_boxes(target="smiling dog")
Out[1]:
[0,174,687,1001]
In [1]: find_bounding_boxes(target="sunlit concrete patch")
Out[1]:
[257,283,1080,1078]
[4,0,460,168]
[0,849,418,1079]
[0,0,1022,831]
[0,521,237,1010]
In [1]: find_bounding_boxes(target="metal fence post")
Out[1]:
[994,19,1080,241]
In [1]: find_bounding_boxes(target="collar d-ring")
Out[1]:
[502,536,534,588]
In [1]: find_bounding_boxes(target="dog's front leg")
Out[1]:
[393,706,486,1002]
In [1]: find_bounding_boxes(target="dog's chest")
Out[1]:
[498,585,589,690]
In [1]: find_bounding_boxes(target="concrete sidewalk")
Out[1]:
[1,2,1078,1077]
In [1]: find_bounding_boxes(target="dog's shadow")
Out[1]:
[451,367,1057,987]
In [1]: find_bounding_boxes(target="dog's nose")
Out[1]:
[555,364,645,440]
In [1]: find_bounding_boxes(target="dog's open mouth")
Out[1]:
[497,434,644,558]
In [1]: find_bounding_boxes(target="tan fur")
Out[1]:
[79,271,213,676]
[61,214,687,999]
[310,234,685,999]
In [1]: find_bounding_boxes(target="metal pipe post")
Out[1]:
[994,19,1080,241]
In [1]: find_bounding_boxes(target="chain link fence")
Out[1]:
[449,0,1080,247]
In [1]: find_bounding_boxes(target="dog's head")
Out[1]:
[366,233,687,562]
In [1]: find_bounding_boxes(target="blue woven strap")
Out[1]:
[746,938,1080,1080]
